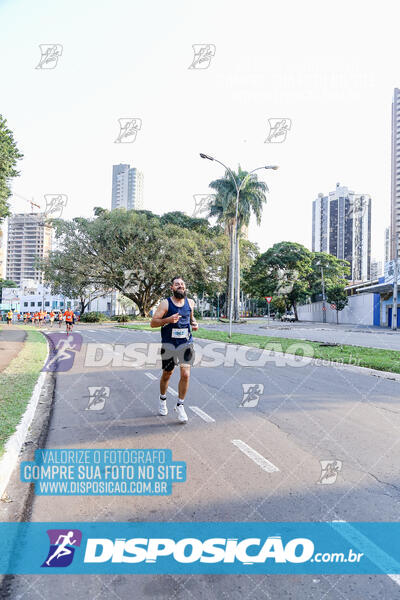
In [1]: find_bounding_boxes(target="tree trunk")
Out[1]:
[234,231,240,320]
[227,223,235,321]
[293,301,298,321]
[336,309,339,324]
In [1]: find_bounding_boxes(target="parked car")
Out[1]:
[281,312,296,322]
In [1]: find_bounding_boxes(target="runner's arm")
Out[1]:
[150,300,172,328]
[189,299,198,330]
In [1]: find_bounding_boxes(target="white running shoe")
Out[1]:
[159,398,168,416]
[175,403,188,423]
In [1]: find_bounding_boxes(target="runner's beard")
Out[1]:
[173,289,186,299]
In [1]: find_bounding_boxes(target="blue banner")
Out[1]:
[20,449,186,496]
[0,522,399,574]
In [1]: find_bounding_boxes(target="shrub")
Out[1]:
[80,311,108,323]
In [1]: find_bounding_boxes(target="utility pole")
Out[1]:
[321,265,326,324]
[392,232,399,330]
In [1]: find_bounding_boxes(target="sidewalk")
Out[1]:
[0,326,27,373]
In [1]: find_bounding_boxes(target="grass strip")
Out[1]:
[0,329,47,458]
[117,324,400,374]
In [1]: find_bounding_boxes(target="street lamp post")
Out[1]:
[320,265,327,324]
[200,153,278,337]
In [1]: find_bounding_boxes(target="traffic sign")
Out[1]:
[265,296,272,304]
[322,306,327,311]
[330,303,336,310]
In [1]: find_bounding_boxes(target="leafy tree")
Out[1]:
[39,252,108,315]
[308,253,350,299]
[326,284,349,324]
[160,211,223,237]
[208,166,268,320]
[243,241,312,319]
[46,209,229,316]
[0,115,23,222]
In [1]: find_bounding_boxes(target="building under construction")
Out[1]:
[6,213,52,286]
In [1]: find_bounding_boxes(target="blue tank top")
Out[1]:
[160,297,193,347]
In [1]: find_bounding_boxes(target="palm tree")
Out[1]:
[208,166,268,320]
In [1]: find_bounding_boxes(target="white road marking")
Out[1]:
[331,520,400,586]
[231,440,279,473]
[169,387,179,397]
[145,372,157,381]
[189,406,215,423]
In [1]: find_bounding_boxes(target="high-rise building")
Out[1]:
[370,259,382,280]
[312,183,371,281]
[390,88,400,260]
[111,164,144,211]
[6,213,52,286]
[0,227,4,279]
[384,226,390,264]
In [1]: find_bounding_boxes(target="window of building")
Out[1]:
[31,302,35,307]
[24,302,28,307]
[45,301,50,306]
[38,302,42,307]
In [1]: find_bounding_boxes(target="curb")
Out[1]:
[0,333,50,500]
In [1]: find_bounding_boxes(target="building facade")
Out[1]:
[111,164,144,211]
[390,88,400,260]
[6,213,52,286]
[370,259,382,280]
[1,281,75,313]
[312,183,371,281]
[384,226,390,264]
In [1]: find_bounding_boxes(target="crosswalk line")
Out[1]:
[189,406,215,423]
[231,439,279,473]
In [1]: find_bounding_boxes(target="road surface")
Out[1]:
[5,326,400,599]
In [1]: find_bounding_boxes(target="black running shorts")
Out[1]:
[161,343,195,371]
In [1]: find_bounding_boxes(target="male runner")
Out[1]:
[6,310,12,326]
[58,310,63,328]
[63,308,74,335]
[150,276,198,423]
[49,310,55,327]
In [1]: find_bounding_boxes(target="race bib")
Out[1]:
[171,328,188,339]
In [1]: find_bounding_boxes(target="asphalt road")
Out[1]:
[6,326,400,599]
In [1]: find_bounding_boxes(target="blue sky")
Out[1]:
[1,0,399,262]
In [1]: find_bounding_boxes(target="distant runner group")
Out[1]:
[5,309,78,333]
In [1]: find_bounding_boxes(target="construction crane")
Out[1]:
[12,192,41,213]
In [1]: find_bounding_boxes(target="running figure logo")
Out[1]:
[42,333,82,372]
[317,459,343,484]
[44,194,68,219]
[188,44,216,69]
[265,118,292,143]
[240,384,264,408]
[35,44,63,69]
[85,386,110,411]
[114,118,142,143]
[192,194,215,218]
[41,529,82,568]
